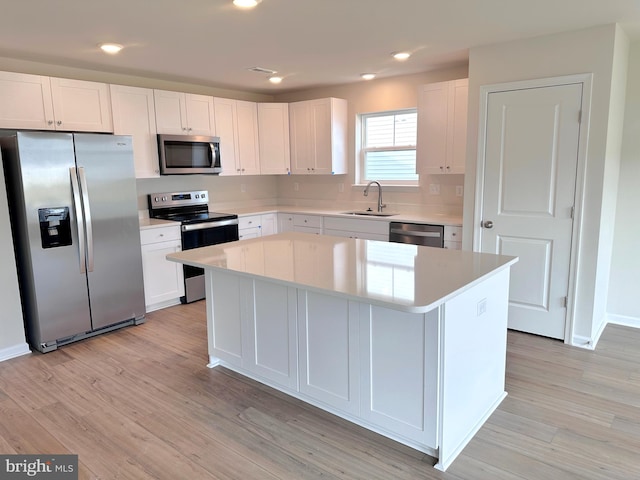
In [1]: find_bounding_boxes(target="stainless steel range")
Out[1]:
[148,190,239,303]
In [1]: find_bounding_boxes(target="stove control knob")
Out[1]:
[154,197,159,202]
[201,193,206,199]
[162,196,167,201]
[195,194,199,199]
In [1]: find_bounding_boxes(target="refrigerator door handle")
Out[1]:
[77,167,94,272]
[69,167,86,274]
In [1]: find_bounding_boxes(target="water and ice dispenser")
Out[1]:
[38,207,72,249]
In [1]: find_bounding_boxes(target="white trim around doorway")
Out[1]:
[473,73,593,346]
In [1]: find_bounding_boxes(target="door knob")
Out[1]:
[482,220,494,229]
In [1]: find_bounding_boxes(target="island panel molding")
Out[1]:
[168,232,517,471]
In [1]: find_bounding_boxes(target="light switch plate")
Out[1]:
[429,184,440,195]
[456,185,464,197]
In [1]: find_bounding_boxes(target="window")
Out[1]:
[359,109,418,185]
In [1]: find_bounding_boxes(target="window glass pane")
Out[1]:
[360,109,419,184]
[365,150,418,181]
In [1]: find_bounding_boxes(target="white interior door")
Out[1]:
[480,83,583,339]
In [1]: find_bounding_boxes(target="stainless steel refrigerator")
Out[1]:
[1,131,145,353]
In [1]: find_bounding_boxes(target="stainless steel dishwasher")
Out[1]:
[389,222,444,247]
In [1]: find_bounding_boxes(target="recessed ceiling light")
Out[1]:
[361,73,376,80]
[269,76,283,84]
[233,0,261,8]
[392,52,411,61]
[99,43,123,55]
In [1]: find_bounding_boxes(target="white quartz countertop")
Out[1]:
[138,217,181,230]
[230,205,463,226]
[167,232,516,313]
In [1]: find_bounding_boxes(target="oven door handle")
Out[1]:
[181,218,239,232]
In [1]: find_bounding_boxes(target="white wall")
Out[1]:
[464,24,627,345]
[274,66,469,214]
[608,40,640,325]
[0,152,30,361]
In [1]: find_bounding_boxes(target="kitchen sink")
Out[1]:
[341,211,397,217]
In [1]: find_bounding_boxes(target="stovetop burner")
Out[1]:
[155,211,238,225]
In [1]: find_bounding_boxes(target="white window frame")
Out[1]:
[357,108,419,187]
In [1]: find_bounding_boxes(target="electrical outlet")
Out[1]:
[241,183,246,193]
[429,184,440,195]
[456,185,464,197]
[477,298,487,316]
[294,182,299,192]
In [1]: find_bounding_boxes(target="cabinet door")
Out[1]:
[260,213,277,236]
[235,100,260,174]
[184,93,216,136]
[213,97,239,175]
[289,101,312,174]
[278,213,294,232]
[49,78,113,132]
[297,291,359,414]
[141,239,185,311]
[447,79,468,174]
[417,81,449,174]
[246,280,298,390]
[359,305,438,447]
[0,71,55,130]
[310,98,332,174]
[110,85,159,178]
[154,89,187,134]
[258,103,291,174]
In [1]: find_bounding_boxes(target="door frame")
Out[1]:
[473,74,593,343]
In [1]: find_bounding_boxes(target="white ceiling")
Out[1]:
[1,0,640,94]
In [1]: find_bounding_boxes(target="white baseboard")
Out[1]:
[607,313,640,329]
[0,343,31,363]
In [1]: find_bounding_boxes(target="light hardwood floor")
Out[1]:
[1,302,639,479]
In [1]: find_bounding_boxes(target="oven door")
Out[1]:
[181,220,239,303]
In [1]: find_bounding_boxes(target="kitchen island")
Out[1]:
[167,232,517,471]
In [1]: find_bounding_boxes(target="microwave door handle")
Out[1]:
[77,167,94,272]
[209,142,217,167]
[69,167,86,274]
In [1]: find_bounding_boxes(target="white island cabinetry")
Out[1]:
[168,233,516,471]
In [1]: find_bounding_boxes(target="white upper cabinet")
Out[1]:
[154,89,216,136]
[214,97,260,176]
[258,103,291,175]
[110,85,160,178]
[289,97,347,175]
[0,72,112,132]
[417,78,468,175]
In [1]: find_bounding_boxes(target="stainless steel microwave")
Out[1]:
[158,134,222,175]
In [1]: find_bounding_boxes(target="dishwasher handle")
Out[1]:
[389,228,441,238]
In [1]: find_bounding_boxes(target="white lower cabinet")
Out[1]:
[292,214,322,234]
[297,291,360,415]
[323,216,389,241]
[444,225,462,250]
[140,225,184,312]
[359,305,438,448]
[238,214,262,240]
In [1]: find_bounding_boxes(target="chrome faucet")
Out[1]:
[363,181,386,212]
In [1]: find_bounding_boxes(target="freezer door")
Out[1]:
[73,134,145,329]
[8,132,92,346]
